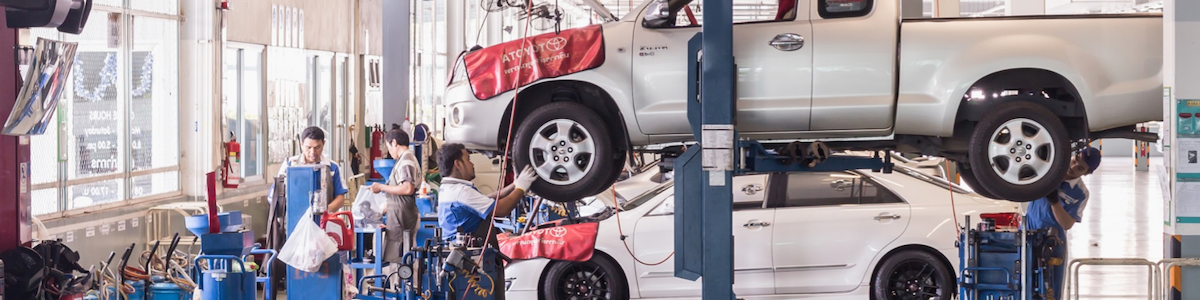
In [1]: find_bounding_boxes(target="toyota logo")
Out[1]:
[548,226,568,238]
[546,37,568,51]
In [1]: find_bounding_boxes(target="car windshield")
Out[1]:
[890,165,971,194]
[622,180,674,211]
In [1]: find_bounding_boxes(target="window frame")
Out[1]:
[225,42,268,185]
[768,171,905,209]
[817,0,875,19]
[639,0,803,29]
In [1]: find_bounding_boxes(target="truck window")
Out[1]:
[818,0,873,19]
[642,0,800,29]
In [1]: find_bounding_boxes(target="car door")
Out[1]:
[632,174,775,297]
[769,171,911,294]
[808,0,898,131]
[631,0,814,135]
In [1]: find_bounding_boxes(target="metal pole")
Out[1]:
[699,0,735,299]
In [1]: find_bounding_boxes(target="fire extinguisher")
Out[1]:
[369,125,385,179]
[222,131,241,188]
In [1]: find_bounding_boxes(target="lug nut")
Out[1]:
[559,141,567,146]
[1026,144,1033,149]
[552,146,558,151]
[568,147,574,153]
[1026,154,1032,160]
[564,157,570,162]
[1010,148,1017,154]
[1016,141,1023,146]
[553,156,560,162]
[1016,157,1022,162]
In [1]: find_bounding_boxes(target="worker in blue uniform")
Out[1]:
[276,126,350,212]
[1024,146,1102,300]
[435,143,537,300]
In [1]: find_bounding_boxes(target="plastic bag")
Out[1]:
[277,208,339,272]
[351,186,387,228]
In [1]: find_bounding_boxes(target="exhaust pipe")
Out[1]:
[2,37,77,136]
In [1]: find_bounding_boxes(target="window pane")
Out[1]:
[132,171,179,198]
[131,17,180,172]
[782,172,859,207]
[223,48,239,153]
[242,50,263,177]
[131,0,179,14]
[68,49,123,179]
[32,188,58,215]
[69,179,124,209]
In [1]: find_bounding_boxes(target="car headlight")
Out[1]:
[448,56,468,86]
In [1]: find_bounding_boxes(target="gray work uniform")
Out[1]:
[383,149,424,264]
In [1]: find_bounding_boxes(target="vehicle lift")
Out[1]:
[671,1,893,299]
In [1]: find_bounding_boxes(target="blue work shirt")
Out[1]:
[437,177,495,240]
[274,155,349,200]
[1026,179,1089,232]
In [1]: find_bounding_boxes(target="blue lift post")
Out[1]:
[673,1,891,299]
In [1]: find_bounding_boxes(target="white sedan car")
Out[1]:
[504,165,1019,300]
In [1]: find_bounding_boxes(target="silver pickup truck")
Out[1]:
[443,0,1163,202]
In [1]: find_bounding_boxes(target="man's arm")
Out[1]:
[488,184,516,200]
[376,182,416,195]
[492,188,526,218]
[328,195,345,213]
[1051,200,1079,230]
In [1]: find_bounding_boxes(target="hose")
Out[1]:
[136,250,197,292]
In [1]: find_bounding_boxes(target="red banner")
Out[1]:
[464,25,606,100]
[498,222,599,262]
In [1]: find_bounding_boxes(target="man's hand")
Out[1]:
[370,184,383,193]
[514,166,538,193]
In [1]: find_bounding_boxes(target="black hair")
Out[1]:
[385,129,410,146]
[438,143,467,178]
[301,126,325,142]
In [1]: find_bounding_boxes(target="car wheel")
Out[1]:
[872,250,954,300]
[542,257,629,300]
[955,162,1000,199]
[967,101,1069,202]
[514,102,618,201]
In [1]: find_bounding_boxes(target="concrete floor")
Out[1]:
[1070,157,1164,300]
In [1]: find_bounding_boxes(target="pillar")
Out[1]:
[382,0,410,127]
[0,13,31,252]
[1165,0,1200,299]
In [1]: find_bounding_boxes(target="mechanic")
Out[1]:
[436,143,537,300]
[1024,146,1102,300]
[276,126,349,212]
[370,129,424,264]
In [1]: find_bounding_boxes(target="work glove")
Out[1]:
[1045,190,1060,204]
[515,166,538,193]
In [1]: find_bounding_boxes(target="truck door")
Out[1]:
[631,0,814,135]
[808,0,899,131]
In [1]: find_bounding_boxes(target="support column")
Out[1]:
[1006,0,1045,15]
[0,14,31,251]
[382,0,411,127]
[1165,0,1200,299]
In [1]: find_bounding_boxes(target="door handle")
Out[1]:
[743,222,771,228]
[874,213,902,221]
[769,33,805,51]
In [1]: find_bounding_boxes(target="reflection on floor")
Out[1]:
[1070,157,1163,300]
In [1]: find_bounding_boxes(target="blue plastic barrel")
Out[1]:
[107,281,145,300]
[148,282,193,300]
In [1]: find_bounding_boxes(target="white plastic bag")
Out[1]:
[277,208,339,272]
[351,186,388,227]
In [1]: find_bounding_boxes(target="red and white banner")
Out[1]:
[464,25,606,100]
[498,222,599,262]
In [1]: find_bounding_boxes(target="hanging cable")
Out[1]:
[614,165,672,266]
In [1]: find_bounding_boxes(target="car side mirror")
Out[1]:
[640,0,675,29]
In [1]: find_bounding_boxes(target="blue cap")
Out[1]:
[1080,147,1101,174]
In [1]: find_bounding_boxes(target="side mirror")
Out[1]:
[2,38,78,136]
[640,0,676,29]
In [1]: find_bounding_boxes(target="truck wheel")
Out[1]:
[967,101,1070,202]
[955,163,1000,199]
[514,102,617,201]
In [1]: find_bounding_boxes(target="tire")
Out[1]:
[967,101,1070,202]
[871,250,954,300]
[542,257,629,300]
[513,102,619,201]
[955,162,1001,199]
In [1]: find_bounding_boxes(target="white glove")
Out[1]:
[514,166,538,192]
